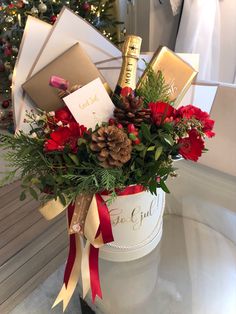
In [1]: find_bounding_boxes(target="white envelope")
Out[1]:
[29,7,122,90]
[12,16,52,132]
[64,78,115,129]
[179,82,218,113]
[13,6,199,132]
[29,6,199,89]
[199,84,236,176]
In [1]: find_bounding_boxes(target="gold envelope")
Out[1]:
[22,43,108,111]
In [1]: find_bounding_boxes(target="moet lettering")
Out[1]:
[125,62,133,84]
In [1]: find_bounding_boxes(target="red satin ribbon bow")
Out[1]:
[63,185,145,304]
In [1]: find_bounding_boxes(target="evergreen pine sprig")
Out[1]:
[0,68,215,204]
[136,67,171,106]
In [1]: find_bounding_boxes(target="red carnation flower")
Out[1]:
[44,122,87,153]
[55,106,75,124]
[178,129,205,161]
[149,102,176,126]
[203,118,215,138]
[176,105,215,138]
[176,104,199,119]
[120,87,133,97]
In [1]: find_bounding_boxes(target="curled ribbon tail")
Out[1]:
[52,204,82,312]
[89,244,102,302]
[53,190,116,309]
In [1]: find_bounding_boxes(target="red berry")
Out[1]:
[133,130,139,136]
[2,99,10,109]
[4,47,12,56]
[134,138,141,145]
[8,110,13,117]
[82,2,91,12]
[127,123,136,133]
[16,1,24,8]
[50,15,57,24]
[117,123,123,129]
[0,63,5,72]
[109,118,115,125]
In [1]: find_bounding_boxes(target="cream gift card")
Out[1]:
[63,78,114,129]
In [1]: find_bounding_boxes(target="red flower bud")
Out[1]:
[127,123,136,133]
[134,138,141,145]
[156,176,161,183]
[55,106,75,124]
[120,86,133,97]
[109,118,115,125]
[117,123,123,129]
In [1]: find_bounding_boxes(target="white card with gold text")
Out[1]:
[63,78,114,129]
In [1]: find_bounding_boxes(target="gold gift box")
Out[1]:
[137,46,198,107]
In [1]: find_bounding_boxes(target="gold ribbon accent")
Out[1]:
[81,241,91,298]
[39,194,105,311]
[39,198,67,220]
[52,234,82,311]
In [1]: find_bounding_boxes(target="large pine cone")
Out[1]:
[90,125,132,168]
[114,94,151,127]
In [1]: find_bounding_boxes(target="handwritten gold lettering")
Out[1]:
[109,196,159,231]
[79,94,99,109]
[168,79,178,95]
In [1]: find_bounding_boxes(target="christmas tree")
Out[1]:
[0,0,124,132]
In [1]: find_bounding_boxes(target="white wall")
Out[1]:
[149,0,180,51]
[117,0,181,51]
[219,0,236,83]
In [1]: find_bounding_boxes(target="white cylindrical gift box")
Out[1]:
[100,188,165,262]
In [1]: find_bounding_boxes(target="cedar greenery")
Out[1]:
[0,122,176,205]
[0,69,213,205]
[0,70,177,204]
[0,132,127,205]
[136,68,171,106]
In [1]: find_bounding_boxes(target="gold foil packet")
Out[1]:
[137,46,198,107]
